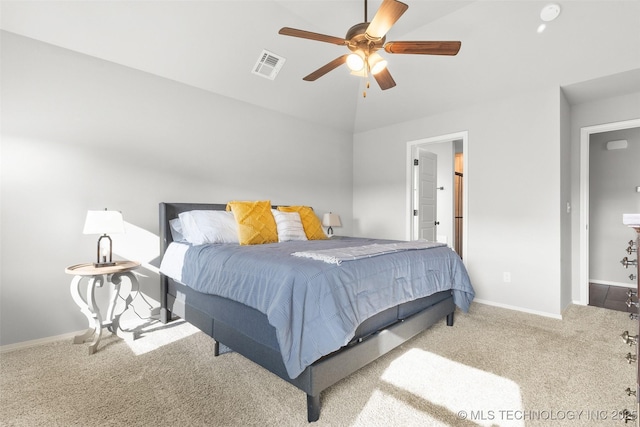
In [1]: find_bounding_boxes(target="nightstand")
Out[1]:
[65,260,140,354]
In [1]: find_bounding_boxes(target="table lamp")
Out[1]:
[83,209,125,267]
[322,212,341,238]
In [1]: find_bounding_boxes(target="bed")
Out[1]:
[158,202,474,422]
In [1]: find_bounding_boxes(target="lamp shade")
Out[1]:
[322,213,342,228]
[346,52,365,71]
[368,53,388,75]
[83,210,125,235]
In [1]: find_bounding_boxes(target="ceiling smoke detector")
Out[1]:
[540,4,561,22]
[252,50,286,80]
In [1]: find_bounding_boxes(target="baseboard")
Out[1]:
[0,330,84,354]
[589,279,636,289]
[473,298,563,320]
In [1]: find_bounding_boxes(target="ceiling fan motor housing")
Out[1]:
[346,22,385,54]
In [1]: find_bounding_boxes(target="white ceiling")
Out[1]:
[2,0,640,133]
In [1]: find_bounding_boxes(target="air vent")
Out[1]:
[252,50,285,80]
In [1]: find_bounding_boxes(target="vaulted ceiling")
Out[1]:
[2,1,639,133]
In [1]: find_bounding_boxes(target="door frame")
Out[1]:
[406,131,469,259]
[579,118,640,305]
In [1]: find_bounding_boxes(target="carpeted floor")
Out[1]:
[0,303,636,426]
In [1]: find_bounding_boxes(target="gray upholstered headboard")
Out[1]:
[159,202,228,322]
[159,202,227,256]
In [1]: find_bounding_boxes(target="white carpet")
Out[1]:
[0,303,635,426]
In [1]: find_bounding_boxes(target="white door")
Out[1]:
[414,150,437,241]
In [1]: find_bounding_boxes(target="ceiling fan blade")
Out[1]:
[373,68,396,90]
[303,55,350,81]
[279,27,346,46]
[365,0,409,40]
[384,41,462,56]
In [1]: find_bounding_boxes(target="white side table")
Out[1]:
[65,260,140,354]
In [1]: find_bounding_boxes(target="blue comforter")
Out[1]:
[181,237,474,378]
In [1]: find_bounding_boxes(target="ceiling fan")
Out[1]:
[278,0,461,91]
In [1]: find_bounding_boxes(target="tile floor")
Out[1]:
[589,283,638,313]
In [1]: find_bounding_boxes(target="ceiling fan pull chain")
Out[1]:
[363,78,369,97]
[363,59,370,97]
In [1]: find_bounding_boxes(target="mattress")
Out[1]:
[160,237,474,378]
[160,241,190,282]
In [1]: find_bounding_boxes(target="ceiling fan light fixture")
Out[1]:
[279,0,460,91]
[368,53,388,75]
[346,52,365,71]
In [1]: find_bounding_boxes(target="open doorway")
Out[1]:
[579,118,640,305]
[406,131,468,260]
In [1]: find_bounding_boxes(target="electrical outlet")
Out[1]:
[503,272,511,283]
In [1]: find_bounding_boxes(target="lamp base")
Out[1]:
[93,262,117,268]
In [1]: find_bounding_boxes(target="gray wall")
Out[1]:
[353,87,640,317]
[589,128,640,285]
[354,88,565,317]
[0,32,353,346]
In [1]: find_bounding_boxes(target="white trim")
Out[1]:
[579,118,640,305]
[406,131,469,262]
[473,298,563,320]
[0,330,85,354]
[589,279,637,289]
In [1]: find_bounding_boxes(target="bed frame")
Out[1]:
[159,202,455,422]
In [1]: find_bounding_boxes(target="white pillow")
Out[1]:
[272,209,307,242]
[178,210,239,245]
[169,218,187,242]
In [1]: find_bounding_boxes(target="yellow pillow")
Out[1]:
[226,200,278,245]
[277,206,327,240]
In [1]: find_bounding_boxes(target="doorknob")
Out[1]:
[434,221,440,226]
